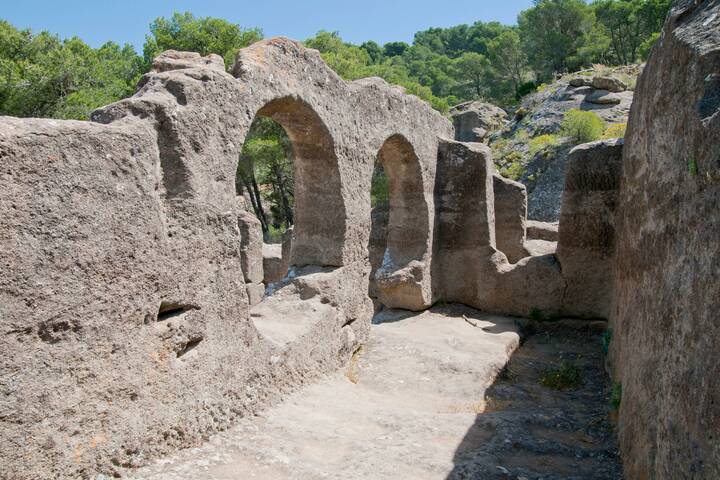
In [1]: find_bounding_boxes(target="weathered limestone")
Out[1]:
[238,203,265,304]
[526,220,559,241]
[585,90,623,105]
[569,75,627,92]
[262,243,286,284]
[609,1,720,479]
[433,140,565,318]
[375,135,436,310]
[557,139,623,319]
[492,174,528,264]
[0,38,453,479]
[591,76,627,92]
[3,19,707,478]
[449,101,508,142]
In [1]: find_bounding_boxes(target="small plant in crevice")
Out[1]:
[688,157,699,176]
[500,161,525,181]
[345,345,363,384]
[610,382,622,410]
[529,307,543,321]
[539,362,583,390]
[528,134,560,157]
[602,122,627,139]
[602,328,613,355]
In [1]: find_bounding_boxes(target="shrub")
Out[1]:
[539,362,583,390]
[528,134,560,156]
[266,224,286,243]
[500,162,525,181]
[514,107,528,120]
[602,123,627,139]
[560,109,606,144]
[515,81,537,99]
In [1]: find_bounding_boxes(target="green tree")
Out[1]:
[143,12,262,70]
[383,41,410,57]
[0,21,142,119]
[518,0,600,79]
[593,0,671,64]
[237,118,294,236]
[454,52,491,99]
[487,29,528,95]
[360,41,384,64]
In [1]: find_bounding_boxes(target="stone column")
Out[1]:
[556,138,623,318]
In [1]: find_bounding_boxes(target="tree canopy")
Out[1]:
[1,2,670,121]
[0,1,672,239]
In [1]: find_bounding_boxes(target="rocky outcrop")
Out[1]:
[450,101,508,142]
[556,139,623,319]
[494,69,635,221]
[568,74,628,92]
[609,1,720,479]
[492,174,528,264]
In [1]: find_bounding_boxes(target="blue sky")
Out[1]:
[3,0,534,51]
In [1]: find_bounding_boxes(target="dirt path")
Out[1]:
[126,306,621,480]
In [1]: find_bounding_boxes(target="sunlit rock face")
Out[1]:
[0,38,453,478]
[608,1,720,479]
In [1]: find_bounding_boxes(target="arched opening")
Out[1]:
[368,162,389,299]
[236,97,346,275]
[378,135,428,265]
[370,134,431,309]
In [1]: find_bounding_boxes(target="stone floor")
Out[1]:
[126,305,622,480]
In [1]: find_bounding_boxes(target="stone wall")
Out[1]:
[557,139,623,319]
[493,174,528,264]
[0,25,690,478]
[433,140,566,318]
[0,40,453,478]
[609,1,720,478]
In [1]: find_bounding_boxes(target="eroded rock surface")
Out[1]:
[450,101,508,142]
[0,37,452,478]
[493,174,528,264]
[557,139,623,319]
[609,1,720,478]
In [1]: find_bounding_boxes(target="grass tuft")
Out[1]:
[539,362,583,390]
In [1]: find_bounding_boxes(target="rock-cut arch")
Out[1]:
[378,134,429,264]
[253,96,346,268]
[374,134,432,311]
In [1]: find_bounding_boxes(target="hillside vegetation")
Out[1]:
[0,0,669,234]
[1,0,670,119]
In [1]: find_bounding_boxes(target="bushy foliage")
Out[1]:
[143,12,262,70]
[500,162,525,181]
[602,122,627,139]
[529,134,561,156]
[0,21,142,119]
[2,1,671,121]
[370,164,389,208]
[236,118,295,237]
[560,109,607,143]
